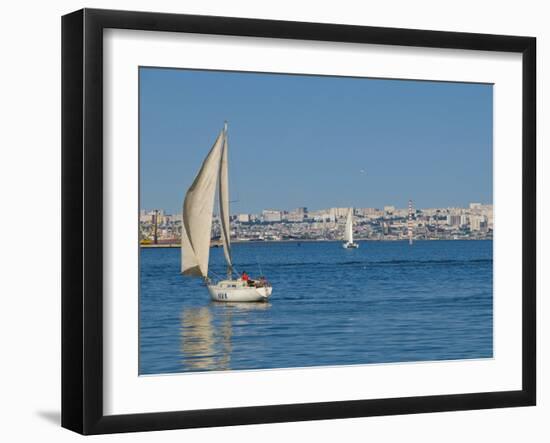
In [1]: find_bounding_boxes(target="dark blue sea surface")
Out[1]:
[139,240,493,375]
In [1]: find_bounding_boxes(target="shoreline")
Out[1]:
[140,238,493,248]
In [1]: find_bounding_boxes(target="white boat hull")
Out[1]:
[342,242,359,249]
[207,280,272,302]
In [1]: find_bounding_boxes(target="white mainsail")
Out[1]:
[181,130,225,277]
[218,124,232,274]
[345,208,354,243]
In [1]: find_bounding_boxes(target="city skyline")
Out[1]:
[140,68,493,214]
[140,201,493,218]
[139,202,493,244]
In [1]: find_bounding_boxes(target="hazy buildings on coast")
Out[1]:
[139,203,493,245]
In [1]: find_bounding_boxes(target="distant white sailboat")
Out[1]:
[181,123,272,302]
[342,208,359,249]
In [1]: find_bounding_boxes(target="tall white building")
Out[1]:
[447,215,461,226]
[262,210,282,222]
[237,213,251,223]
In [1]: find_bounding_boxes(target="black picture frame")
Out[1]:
[62,8,536,435]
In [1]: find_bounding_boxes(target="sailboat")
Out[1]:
[181,123,273,302]
[342,207,359,249]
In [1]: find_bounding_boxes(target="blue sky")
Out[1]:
[140,67,493,215]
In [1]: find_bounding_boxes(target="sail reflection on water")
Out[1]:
[180,303,271,372]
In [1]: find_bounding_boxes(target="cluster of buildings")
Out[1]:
[139,202,493,245]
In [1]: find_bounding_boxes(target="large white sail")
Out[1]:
[218,125,232,273]
[345,208,354,243]
[181,130,225,277]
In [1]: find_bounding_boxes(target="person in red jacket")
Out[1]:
[241,271,249,282]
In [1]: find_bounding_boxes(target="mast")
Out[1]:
[408,199,413,245]
[153,209,159,245]
[345,208,354,243]
[218,122,233,278]
[350,208,354,244]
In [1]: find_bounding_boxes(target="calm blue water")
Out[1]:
[139,240,493,375]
